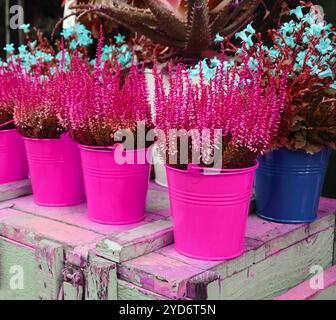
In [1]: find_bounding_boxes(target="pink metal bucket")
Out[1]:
[166,162,258,260]
[24,135,85,206]
[0,129,28,184]
[79,145,152,225]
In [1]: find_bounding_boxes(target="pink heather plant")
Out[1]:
[66,32,153,148]
[13,67,69,139]
[154,52,287,169]
[0,62,22,130]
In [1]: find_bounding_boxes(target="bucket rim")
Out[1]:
[23,136,62,142]
[166,161,258,176]
[78,143,151,154]
[0,128,19,134]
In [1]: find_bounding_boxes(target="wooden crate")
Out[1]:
[0,179,335,300]
[0,181,172,300]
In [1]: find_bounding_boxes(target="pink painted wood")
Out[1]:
[0,182,173,264]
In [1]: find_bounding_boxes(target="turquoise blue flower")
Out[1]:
[50,67,57,75]
[118,51,132,66]
[77,33,93,47]
[319,67,333,79]
[30,40,37,49]
[118,44,129,54]
[284,36,296,48]
[210,57,221,68]
[200,60,216,80]
[235,31,254,48]
[76,23,88,35]
[245,23,255,35]
[4,43,15,54]
[19,23,30,33]
[269,48,280,58]
[188,64,200,78]
[280,21,295,35]
[316,38,333,55]
[102,45,114,56]
[18,44,28,55]
[330,82,336,90]
[296,51,307,67]
[69,39,78,50]
[305,22,324,37]
[28,54,37,65]
[290,6,304,19]
[114,33,126,44]
[56,51,71,66]
[61,27,74,39]
[248,57,258,71]
[214,33,224,43]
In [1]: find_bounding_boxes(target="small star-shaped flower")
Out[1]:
[19,23,30,33]
[214,33,224,43]
[114,33,126,44]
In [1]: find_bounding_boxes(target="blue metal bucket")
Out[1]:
[255,148,330,224]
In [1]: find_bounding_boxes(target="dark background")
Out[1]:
[0,0,335,59]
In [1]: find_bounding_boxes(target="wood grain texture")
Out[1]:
[63,282,84,300]
[206,227,334,300]
[35,240,64,300]
[0,180,32,202]
[0,182,173,263]
[0,237,37,300]
[85,256,117,300]
[118,279,167,300]
[276,264,336,300]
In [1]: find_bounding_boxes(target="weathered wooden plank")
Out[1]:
[0,208,105,248]
[96,219,173,263]
[119,251,206,299]
[0,237,37,300]
[6,195,162,234]
[276,264,336,300]
[118,279,167,300]
[85,256,117,300]
[205,227,334,300]
[63,281,84,300]
[0,180,32,202]
[0,182,173,263]
[312,285,336,300]
[35,240,64,300]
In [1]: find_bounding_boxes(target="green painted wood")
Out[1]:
[63,282,84,300]
[35,240,64,300]
[118,279,167,300]
[85,257,117,300]
[0,180,32,202]
[96,219,173,263]
[276,264,336,300]
[206,227,334,300]
[312,285,336,300]
[0,237,37,300]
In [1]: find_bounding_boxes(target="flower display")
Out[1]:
[13,67,68,139]
[153,52,287,169]
[229,3,336,154]
[65,31,153,148]
[0,62,21,129]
